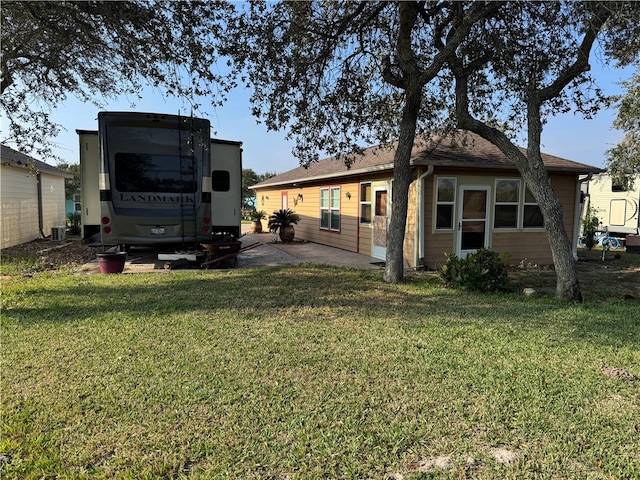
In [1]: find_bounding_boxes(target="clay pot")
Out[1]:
[97,252,127,274]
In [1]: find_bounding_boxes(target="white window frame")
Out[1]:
[359,182,372,224]
[494,179,521,229]
[435,177,457,231]
[320,186,341,231]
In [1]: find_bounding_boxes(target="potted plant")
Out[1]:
[249,210,267,233]
[268,208,301,242]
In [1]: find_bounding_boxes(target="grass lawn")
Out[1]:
[1,265,639,479]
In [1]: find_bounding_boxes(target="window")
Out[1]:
[435,177,456,230]
[73,194,82,212]
[494,179,520,229]
[360,183,372,224]
[115,153,196,193]
[523,187,544,228]
[212,170,230,191]
[320,186,340,231]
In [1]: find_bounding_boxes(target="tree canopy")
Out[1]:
[227,1,639,300]
[606,73,640,189]
[0,0,236,159]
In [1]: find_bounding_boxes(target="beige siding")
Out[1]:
[422,170,580,268]
[1,166,40,247]
[403,179,417,267]
[40,172,67,233]
[1,167,68,248]
[256,181,368,254]
[255,169,580,270]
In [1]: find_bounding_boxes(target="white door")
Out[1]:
[372,185,389,260]
[457,186,490,258]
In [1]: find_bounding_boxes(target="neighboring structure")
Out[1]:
[582,173,639,237]
[1,145,72,248]
[251,131,602,269]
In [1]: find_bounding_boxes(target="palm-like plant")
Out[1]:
[249,210,267,233]
[268,208,300,242]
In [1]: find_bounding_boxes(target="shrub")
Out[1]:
[581,203,599,250]
[67,212,81,235]
[440,248,510,292]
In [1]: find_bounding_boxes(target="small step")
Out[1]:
[157,250,205,262]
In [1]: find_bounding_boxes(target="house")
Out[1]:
[582,172,640,237]
[251,131,602,269]
[1,145,73,248]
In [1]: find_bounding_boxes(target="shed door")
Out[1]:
[456,186,490,258]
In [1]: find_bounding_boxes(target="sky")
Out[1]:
[41,59,634,175]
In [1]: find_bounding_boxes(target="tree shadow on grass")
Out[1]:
[2,265,638,350]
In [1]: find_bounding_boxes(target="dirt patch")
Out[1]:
[1,236,98,273]
[509,250,640,300]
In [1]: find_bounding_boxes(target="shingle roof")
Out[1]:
[253,131,603,189]
[0,144,73,178]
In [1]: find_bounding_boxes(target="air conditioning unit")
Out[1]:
[51,226,66,242]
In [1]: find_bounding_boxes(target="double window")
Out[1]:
[494,179,544,229]
[320,187,340,231]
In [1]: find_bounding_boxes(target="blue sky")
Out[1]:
[45,59,633,175]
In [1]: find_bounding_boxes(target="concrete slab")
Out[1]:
[81,230,383,273]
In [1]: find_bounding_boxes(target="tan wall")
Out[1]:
[1,166,68,248]
[423,170,579,268]
[255,169,579,270]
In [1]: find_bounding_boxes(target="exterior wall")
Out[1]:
[1,166,40,247]
[255,168,581,270]
[1,166,68,248]
[40,171,68,234]
[254,174,393,256]
[423,169,579,268]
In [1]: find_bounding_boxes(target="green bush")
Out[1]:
[581,203,599,250]
[67,212,81,235]
[440,248,510,292]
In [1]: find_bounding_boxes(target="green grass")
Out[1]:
[2,266,639,479]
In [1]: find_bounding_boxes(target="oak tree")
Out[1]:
[227,1,638,300]
[0,0,235,159]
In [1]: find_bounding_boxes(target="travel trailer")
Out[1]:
[77,112,242,249]
[583,173,640,237]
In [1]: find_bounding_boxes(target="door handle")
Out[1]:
[458,222,461,231]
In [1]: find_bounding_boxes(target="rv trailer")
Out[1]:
[77,112,242,250]
[583,173,640,237]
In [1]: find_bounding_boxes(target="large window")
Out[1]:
[494,179,520,229]
[435,177,456,230]
[523,187,544,228]
[320,187,341,231]
[115,153,197,193]
[360,182,372,224]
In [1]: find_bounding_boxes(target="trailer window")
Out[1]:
[114,153,196,193]
[212,170,230,192]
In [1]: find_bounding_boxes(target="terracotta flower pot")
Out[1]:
[97,252,127,274]
[250,220,263,233]
[279,225,295,242]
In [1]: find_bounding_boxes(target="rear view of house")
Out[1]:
[1,145,72,248]
[251,131,602,269]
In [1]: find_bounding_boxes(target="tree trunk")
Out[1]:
[384,85,422,283]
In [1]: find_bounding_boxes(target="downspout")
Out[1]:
[573,173,593,260]
[415,165,434,268]
[37,171,50,239]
